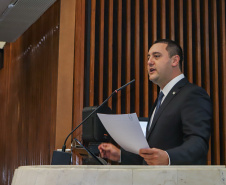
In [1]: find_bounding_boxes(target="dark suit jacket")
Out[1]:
[121,78,212,165]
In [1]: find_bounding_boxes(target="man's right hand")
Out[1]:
[98,143,121,162]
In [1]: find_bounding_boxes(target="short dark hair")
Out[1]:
[153,39,183,71]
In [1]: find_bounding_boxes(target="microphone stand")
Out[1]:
[73,137,107,165]
[52,79,135,165]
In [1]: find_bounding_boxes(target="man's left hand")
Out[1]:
[139,148,169,165]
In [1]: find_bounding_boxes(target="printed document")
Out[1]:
[97,113,149,154]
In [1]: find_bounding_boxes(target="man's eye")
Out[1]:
[154,55,160,58]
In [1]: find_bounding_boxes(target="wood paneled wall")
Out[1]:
[0,1,225,185]
[0,2,60,185]
[73,0,226,165]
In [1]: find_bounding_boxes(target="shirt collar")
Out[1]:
[161,74,185,97]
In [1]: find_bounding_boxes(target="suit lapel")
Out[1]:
[146,78,189,140]
[146,100,157,137]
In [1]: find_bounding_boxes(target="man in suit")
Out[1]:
[98,39,212,165]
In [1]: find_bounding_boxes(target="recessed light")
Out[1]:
[0,42,6,49]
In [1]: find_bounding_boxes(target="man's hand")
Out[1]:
[98,143,121,162]
[139,148,169,165]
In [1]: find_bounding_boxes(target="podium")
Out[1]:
[12,165,225,185]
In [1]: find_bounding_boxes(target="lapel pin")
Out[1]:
[172,92,176,95]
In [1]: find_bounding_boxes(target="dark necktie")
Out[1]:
[153,91,164,118]
[147,91,164,131]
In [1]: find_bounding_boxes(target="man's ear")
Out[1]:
[171,55,180,67]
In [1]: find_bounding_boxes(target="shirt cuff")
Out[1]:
[165,151,171,165]
[118,149,121,163]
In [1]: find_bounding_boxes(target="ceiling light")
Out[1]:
[0,42,6,49]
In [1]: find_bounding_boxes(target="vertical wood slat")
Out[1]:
[72,0,86,163]
[126,0,131,113]
[89,0,96,106]
[161,0,166,38]
[99,0,105,105]
[202,0,211,165]
[6,50,11,177]
[169,0,175,40]
[135,0,140,115]
[0,43,11,185]
[108,0,113,109]
[203,0,210,95]
[143,0,148,117]
[220,0,226,165]
[187,0,193,83]
[151,0,158,104]
[116,0,122,114]
[195,0,202,87]
[73,0,86,139]
[152,0,157,41]
[56,0,75,149]
[211,0,220,164]
[178,0,184,72]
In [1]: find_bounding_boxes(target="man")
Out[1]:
[98,39,212,165]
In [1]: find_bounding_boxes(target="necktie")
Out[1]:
[147,91,164,131]
[153,91,164,118]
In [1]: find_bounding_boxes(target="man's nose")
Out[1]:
[148,56,154,65]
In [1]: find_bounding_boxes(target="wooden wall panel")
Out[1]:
[108,0,113,109]
[151,0,158,105]
[178,0,184,72]
[161,0,166,38]
[89,0,96,106]
[55,0,76,150]
[126,0,131,113]
[202,0,210,95]
[219,0,226,165]
[211,0,220,164]
[0,2,225,184]
[0,2,60,185]
[99,0,105,105]
[134,0,140,115]
[194,0,202,87]
[116,0,122,114]
[202,0,211,165]
[169,0,175,40]
[143,0,149,117]
[186,0,193,83]
[80,0,226,165]
[73,0,86,140]
[0,43,11,185]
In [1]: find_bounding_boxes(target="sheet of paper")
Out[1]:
[97,113,149,154]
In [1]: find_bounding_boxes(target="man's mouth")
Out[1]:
[149,68,156,73]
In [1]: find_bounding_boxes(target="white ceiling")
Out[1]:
[0,0,57,42]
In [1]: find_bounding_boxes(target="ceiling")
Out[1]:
[0,0,57,43]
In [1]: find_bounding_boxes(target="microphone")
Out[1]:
[52,79,135,165]
[115,79,135,93]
